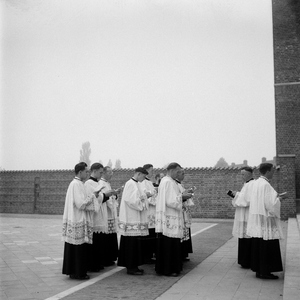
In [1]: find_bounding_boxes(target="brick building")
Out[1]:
[272,0,300,211]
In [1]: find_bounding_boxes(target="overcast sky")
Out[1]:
[0,0,275,170]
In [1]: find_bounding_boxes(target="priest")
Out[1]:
[62,162,106,280]
[117,167,151,275]
[84,163,118,272]
[155,162,193,277]
[230,166,255,269]
[246,163,287,279]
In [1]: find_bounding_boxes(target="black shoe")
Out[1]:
[104,261,115,267]
[70,274,90,280]
[127,270,143,275]
[256,273,278,280]
[166,272,180,277]
[240,265,250,269]
[89,266,104,272]
[145,258,156,264]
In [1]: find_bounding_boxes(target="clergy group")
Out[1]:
[61,161,285,280]
[230,163,286,280]
[62,162,194,279]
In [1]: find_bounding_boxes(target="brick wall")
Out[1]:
[0,164,295,219]
[273,0,300,198]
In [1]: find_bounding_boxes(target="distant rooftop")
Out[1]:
[230,157,276,167]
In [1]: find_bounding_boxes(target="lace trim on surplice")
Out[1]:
[118,221,149,236]
[156,211,184,238]
[62,220,93,245]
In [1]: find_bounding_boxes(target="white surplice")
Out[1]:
[62,177,101,245]
[84,178,108,233]
[246,177,283,240]
[118,178,149,236]
[98,178,119,233]
[155,175,184,239]
[232,179,255,238]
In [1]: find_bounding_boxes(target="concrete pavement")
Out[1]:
[0,214,289,300]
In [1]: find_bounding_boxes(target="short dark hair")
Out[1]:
[90,163,104,171]
[259,163,273,175]
[135,167,148,175]
[240,166,253,173]
[143,164,153,170]
[75,162,87,174]
[167,162,182,171]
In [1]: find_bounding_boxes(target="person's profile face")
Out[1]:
[241,170,251,182]
[170,167,180,180]
[80,167,89,180]
[147,167,153,177]
[98,168,104,179]
[137,173,146,182]
[177,170,185,182]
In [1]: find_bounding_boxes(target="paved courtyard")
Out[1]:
[0,214,286,300]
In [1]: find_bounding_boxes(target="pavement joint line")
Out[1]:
[41,261,58,265]
[44,267,124,300]
[22,260,39,263]
[43,223,217,300]
[191,224,217,237]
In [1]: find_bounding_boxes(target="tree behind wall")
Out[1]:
[115,159,122,169]
[107,159,113,168]
[79,141,91,168]
[214,157,229,168]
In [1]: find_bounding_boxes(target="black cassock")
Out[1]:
[118,236,144,270]
[62,242,89,277]
[250,238,283,275]
[155,233,182,275]
[103,232,118,265]
[238,238,252,268]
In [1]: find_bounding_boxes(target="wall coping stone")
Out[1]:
[0,166,262,173]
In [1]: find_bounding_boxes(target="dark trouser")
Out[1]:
[250,238,283,275]
[87,232,105,271]
[142,228,157,261]
[117,235,144,270]
[62,242,88,277]
[238,238,252,268]
[155,234,182,275]
[103,233,118,265]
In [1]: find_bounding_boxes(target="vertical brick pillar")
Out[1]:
[34,177,40,213]
[272,0,300,202]
[276,155,296,219]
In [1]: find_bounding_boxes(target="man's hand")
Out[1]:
[104,189,118,198]
[94,186,105,197]
[114,187,123,194]
[278,192,288,200]
[94,190,100,198]
[182,192,193,200]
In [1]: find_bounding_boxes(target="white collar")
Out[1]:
[260,176,269,182]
